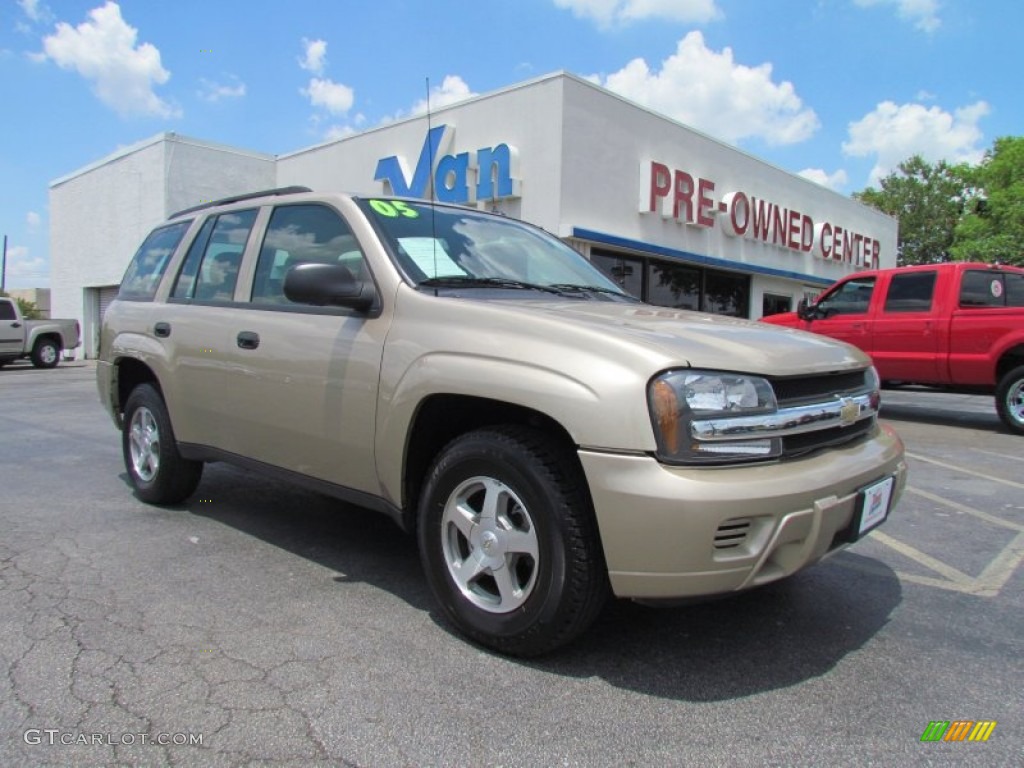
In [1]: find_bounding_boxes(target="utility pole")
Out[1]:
[1,234,7,293]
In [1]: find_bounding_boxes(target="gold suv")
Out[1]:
[98,188,907,655]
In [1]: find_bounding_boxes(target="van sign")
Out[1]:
[374,125,521,205]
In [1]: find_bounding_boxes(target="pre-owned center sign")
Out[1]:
[640,161,881,268]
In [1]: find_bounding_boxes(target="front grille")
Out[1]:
[772,369,876,458]
[771,371,868,406]
[714,518,752,549]
[782,418,874,457]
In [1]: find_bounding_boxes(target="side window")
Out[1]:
[960,271,1005,308]
[252,204,366,305]
[118,221,191,301]
[172,210,257,302]
[817,277,875,316]
[0,300,15,320]
[883,272,936,313]
[1007,274,1024,307]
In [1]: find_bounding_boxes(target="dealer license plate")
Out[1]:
[853,476,894,538]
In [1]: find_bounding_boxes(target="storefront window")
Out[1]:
[589,248,751,317]
[589,250,643,299]
[703,270,749,317]
[762,293,792,316]
[648,262,701,310]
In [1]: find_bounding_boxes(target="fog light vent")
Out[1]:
[714,519,752,550]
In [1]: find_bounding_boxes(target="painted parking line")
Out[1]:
[835,474,1024,597]
[904,452,1024,490]
[969,447,1024,464]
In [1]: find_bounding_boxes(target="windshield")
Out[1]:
[357,198,629,298]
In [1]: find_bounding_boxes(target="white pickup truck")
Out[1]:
[0,296,80,368]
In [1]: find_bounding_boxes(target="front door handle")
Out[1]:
[237,331,260,350]
[154,322,171,338]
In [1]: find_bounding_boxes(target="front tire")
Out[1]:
[418,426,607,656]
[996,365,1024,435]
[30,338,60,368]
[122,384,203,504]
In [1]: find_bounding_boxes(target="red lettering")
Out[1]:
[751,198,771,241]
[852,233,864,265]
[673,170,694,222]
[648,162,671,213]
[772,205,786,246]
[831,225,844,260]
[801,215,814,252]
[696,178,715,227]
[726,192,749,236]
[871,239,880,268]
[820,222,833,258]
[841,229,853,262]
[787,209,801,250]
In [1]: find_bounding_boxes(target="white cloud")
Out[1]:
[198,75,246,103]
[797,168,849,191]
[3,245,48,284]
[408,75,477,116]
[594,31,819,146]
[26,211,42,231]
[843,100,989,185]
[18,0,52,23]
[554,0,722,26]
[303,77,354,115]
[853,0,941,33]
[298,38,327,75]
[39,1,179,118]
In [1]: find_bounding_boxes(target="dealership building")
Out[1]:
[49,72,897,358]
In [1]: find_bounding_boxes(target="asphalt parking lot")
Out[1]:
[1,361,1021,767]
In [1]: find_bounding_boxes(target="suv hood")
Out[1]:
[495,298,868,377]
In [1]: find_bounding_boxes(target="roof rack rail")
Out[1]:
[170,186,313,219]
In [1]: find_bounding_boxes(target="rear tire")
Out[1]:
[30,338,60,368]
[417,426,607,656]
[122,384,203,504]
[995,365,1024,435]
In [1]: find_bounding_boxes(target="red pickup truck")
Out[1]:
[761,262,1024,434]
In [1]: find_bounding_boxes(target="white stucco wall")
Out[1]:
[556,75,897,285]
[277,75,567,233]
[48,133,274,356]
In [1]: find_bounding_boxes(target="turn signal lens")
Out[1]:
[651,378,680,454]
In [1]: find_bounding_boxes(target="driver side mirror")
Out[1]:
[283,262,375,311]
[796,298,819,321]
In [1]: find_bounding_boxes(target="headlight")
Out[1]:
[648,370,781,464]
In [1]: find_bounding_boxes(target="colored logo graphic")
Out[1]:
[920,720,997,742]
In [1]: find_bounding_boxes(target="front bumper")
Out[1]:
[580,423,906,599]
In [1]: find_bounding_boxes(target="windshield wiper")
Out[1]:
[418,276,566,295]
[548,283,637,300]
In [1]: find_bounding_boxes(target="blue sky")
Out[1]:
[1,0,1019,289]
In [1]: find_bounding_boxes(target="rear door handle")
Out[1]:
[154,322,171,338]
[237,331,260,350]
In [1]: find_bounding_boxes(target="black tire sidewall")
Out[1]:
[418,431,578,650]
[31,339,59,368]
[995,365,1024,435]
[122,384,200,504]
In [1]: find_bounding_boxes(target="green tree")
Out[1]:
[951,136,1024,265]
[0,290,43,319]
[854,156,973,266]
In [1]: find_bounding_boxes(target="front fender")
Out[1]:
[375,351,654,507]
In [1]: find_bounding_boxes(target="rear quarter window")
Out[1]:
[118,221,192,301]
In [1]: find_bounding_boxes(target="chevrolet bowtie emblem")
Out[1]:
[839,397,859,427]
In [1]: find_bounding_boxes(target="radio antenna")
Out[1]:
[425,77,439,285]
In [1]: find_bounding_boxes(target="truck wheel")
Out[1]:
[417,426,607,656]
[995,365,1024,435]
[122,384,203,504]
[30,338,60,368]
